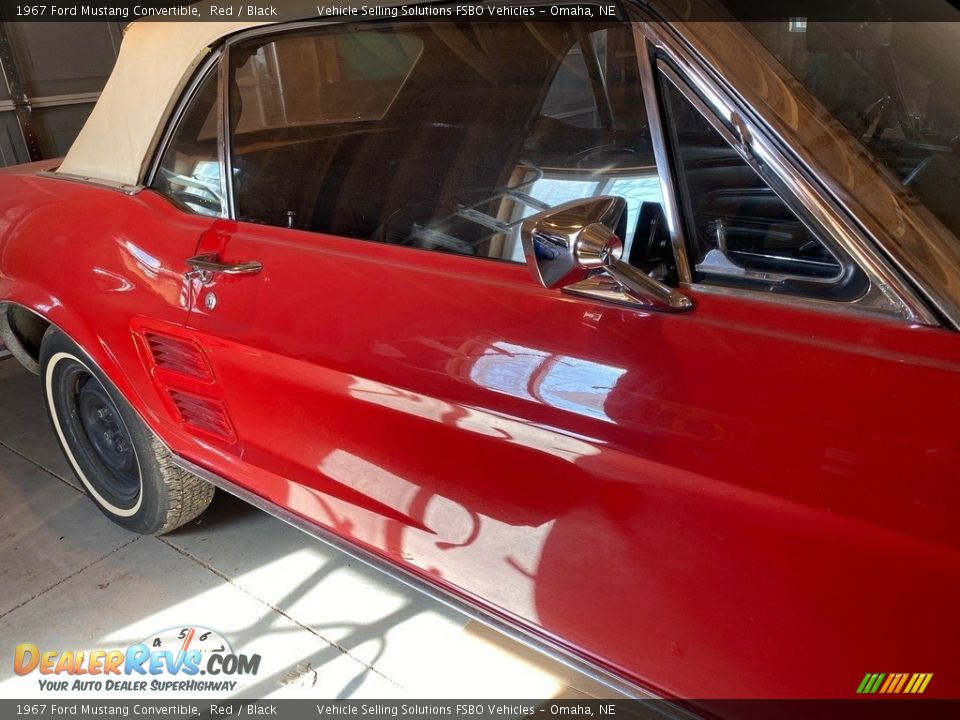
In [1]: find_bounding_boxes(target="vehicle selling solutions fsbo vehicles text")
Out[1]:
[314,4,617,18]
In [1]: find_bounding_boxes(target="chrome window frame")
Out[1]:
[635,29,693,284]
[656,62,871,295]
[219,42,234,221]
[142,48,227,218]
[633,17,938,326]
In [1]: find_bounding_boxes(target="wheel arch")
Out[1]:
[0,302,49,374]
[0,299,138,408]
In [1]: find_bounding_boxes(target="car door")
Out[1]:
[171,17,960,698]
[180,18,665,597]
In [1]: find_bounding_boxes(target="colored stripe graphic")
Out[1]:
[857,673,885,693]
[858,673,932,694]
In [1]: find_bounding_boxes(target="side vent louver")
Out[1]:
[144,332,213,382]
[167,389,237,443]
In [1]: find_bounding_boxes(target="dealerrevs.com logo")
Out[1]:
[13,626,261,693]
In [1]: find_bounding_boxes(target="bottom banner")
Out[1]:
[3,699,960,720]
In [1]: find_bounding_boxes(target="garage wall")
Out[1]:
[0,22,123,167]
[0,53,26,166]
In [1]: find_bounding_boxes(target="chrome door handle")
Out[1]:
[185,253,262,277]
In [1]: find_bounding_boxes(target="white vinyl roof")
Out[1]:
[57,20,272,186]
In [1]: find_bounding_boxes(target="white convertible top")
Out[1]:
[56,0,415,186]
[57,20,272,186]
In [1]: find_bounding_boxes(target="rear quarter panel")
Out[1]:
[0,166,211,441]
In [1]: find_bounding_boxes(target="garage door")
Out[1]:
[0,21,122,166]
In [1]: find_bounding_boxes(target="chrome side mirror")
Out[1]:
[521,197,693,312]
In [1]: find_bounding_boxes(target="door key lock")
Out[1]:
[186,268,214,285]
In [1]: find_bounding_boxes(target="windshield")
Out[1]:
[742,20,960,241]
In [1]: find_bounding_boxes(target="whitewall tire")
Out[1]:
[40,329,214,535]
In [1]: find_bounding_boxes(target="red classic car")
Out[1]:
[1,0,959,705]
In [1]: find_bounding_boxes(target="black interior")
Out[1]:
[660,72,868,300]
[745,20,960,241]
[228,21,653,262]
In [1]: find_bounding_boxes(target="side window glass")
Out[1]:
[517,28,670,275]
[151,66,222,217]
[660,69,865,299]
[228,22,673,273]
[541,37,605,129]
[745,22,960,243]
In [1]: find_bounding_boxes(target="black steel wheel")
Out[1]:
[40,328,214,534]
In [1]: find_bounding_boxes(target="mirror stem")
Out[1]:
[605,257,693,311]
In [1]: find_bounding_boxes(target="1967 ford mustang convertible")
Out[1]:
[1,0,959,704]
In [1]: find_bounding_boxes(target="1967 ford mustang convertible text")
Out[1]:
[1,0,959,705]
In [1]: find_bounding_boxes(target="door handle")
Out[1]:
[185,253,262,278]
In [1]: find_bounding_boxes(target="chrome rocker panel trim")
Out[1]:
[170,452,698,717]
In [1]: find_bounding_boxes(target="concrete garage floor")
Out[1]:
[0,357,618,700]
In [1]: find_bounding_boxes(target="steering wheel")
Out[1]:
[165,190,221,213]
[158,168,222,213]
[856,93,920,144]
[567,144,640,169]
[855,95,895,140]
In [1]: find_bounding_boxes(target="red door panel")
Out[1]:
[182,217,960,698]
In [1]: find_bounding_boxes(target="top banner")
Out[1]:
[1,0,960,23]
[0,1,627,21]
